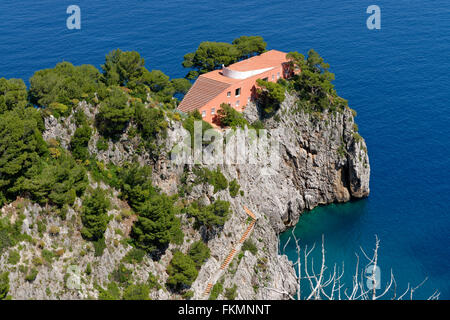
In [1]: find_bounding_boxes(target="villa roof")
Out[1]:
[177,76,231,113]
[178,50,288,113]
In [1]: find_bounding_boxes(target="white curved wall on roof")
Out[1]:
[222,66,274,79]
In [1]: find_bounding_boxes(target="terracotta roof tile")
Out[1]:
[178,76,231,113]
[225,49,288,72]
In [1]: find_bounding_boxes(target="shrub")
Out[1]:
[93,238,107,257]
[182,290,194,300]
[122,248,146,264]
[147,272,161,290]
[122,283,150,300]
[25,268,38,282]
[8,250,20,265]
[111,263,133,285]
[182,111,213,147]
[85,263,92,275]
[186,200,231,230]
[42,249,55,264]
[224,284,238,300]
[228,179,240,197]
[70,125,92,160]
[193,167,228,193]
[209,280,223,300]
[166,251,198,292]
[188,241,210,269]
[95,87,133,138]
[256,79,285,116]
[242,239,258,255]
[48,102,69,118]
[98,282,121,300]
[48,225,60,236]
[216,103,250,128]
[0,272,10,300]
[96,136,109,151]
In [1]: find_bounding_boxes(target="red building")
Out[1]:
[178,50,290,124]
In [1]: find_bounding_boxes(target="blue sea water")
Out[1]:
[0,0,448,299]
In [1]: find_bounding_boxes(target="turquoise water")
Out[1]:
[0,0,449,299]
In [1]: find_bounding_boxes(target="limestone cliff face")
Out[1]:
[236,93,370,233]
[1,92,369,300]
[153,93,370,299]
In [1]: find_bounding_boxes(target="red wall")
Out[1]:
[198,64,286,124]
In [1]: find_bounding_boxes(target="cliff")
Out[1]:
[0,91,369,300]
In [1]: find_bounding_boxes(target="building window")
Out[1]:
[235,88,241,97]
[201,110,206,118]
[211,108,215,115]
[227,91,231,97]
[272,74,275,81]
[236,100,240,107]
[277,72,280,79]
[262,77,268,81]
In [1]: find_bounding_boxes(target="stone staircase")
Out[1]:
[220,248,237,270]
[204,283,214,295]
[244,206,256,220]
[239,220,255,243]
[202,206,258,298]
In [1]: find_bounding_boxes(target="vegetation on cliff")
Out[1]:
[182,36,267,79]
[0,38,367,300]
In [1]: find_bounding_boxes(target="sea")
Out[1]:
[0,0,448,299]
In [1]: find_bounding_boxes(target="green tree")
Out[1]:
[228,179,240,197]
[166,251,198,291]
[182,41,240,79]
[21,153,87,207]
[182,36,266,79]
[232,35,267,59]
[0,109,47,204]
[256,79,286,116]
[70,125,92,160]
[186,200,231,229]
[171,78,192,95]
[131,194,179,256]
[188,240,211,269]
[134,102,168,157]
[216,103,250,128]
[102,49,146,87]
[81,188,110,241]
[0,272,9,300]
[29,62,103,110]
[95,87,133,137]
[118,163,156,210]
[287,49,345,113]
[0,78,28,113]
